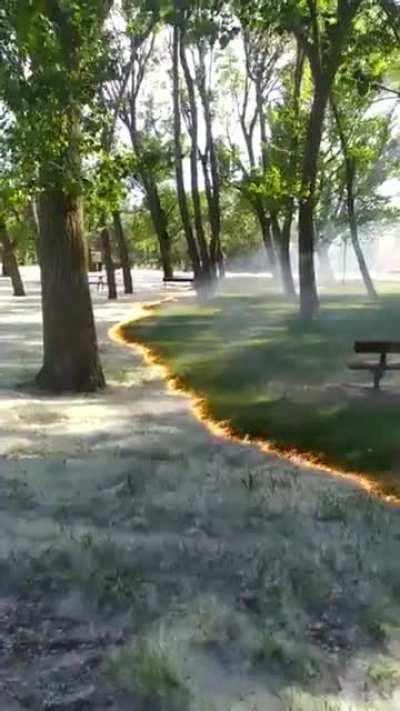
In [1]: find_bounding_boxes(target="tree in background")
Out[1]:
[109,4,175,280]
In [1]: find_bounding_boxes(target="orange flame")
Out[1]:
[109,299,400,507]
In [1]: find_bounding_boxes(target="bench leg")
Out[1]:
[373,370,382,391]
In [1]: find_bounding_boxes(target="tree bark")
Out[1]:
[271,213,296,299]
[179,37,211,278]
[348,203,377,298]
[197,46,223,277]
[298,80,329,319]
[331,98,377,299]
[172,23,202,282]
[36,189,105,392]
[297,2,363,319]
[144,178,174,279]
[101,225,117,300]
[255,204,276,274]
[0,223,25,296]
[113,211,133,294]
[1,248,9,276]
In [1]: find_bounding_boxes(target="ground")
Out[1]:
[127,279,400,499]
[0,268,400,711]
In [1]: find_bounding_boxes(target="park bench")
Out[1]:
[88,273,105,291]
[348,341,400,391]
[163,277,194,288]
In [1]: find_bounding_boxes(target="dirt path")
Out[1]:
[0,268,400,710]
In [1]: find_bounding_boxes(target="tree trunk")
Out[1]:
[348,210,377,298]
[255,203,277,274]
[172,23,202,283]
[331,98,377,299]
[144,179,174,279]
[271,213,296,299]
[298,80,330,318]
[36,188,105,392]
[316,240,335,284]
[101,226,117,300]
[2,248,9,276]
[180,36,211,278]
[113,211,133,294]
[197,46,223,278]
[0,223,25,296]
[298,2,363,319]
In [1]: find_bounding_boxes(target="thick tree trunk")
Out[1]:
[298,80,330,318]
[113,211,133,294]
[297,2,363,319]
[144,180,174,280]
[271,213,296,299]
[36,188,105,392]
[0,223,25,296]
[101,226,117,300]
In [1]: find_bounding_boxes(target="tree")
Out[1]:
[0,221,25,296]
[221,30,279,275]
[111,7,175,280]
[327,9,399,297]
[0,1,110,391]
[171,15,205,288]
[285,0,365,318]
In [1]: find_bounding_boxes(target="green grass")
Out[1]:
[123,282,400,498]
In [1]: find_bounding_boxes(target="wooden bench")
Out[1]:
[349,341,400,390]
[163,277,194,288]
[88,273,105,291]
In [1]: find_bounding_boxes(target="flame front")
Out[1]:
[109,299,400,507]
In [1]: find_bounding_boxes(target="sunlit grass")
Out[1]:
[125,283,400,497]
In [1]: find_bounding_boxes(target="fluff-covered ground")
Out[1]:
[0,268,400,710]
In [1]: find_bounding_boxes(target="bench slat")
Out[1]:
[354,341,400,354]
[349,362,400,371]
[163,277,194,283]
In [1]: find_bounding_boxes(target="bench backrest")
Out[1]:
[354,341,400,354]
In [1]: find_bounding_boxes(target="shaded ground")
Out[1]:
[1,270,400,710]
[127,280,400,498]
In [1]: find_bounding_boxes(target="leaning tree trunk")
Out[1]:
[331,98,377,299]
[113,211,133,294]
[36,189,105,392]
[101,225,117,300]
[0,223,25,296]
[348,207,377,298]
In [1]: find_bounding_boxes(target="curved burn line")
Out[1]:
[109,298,400,508]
